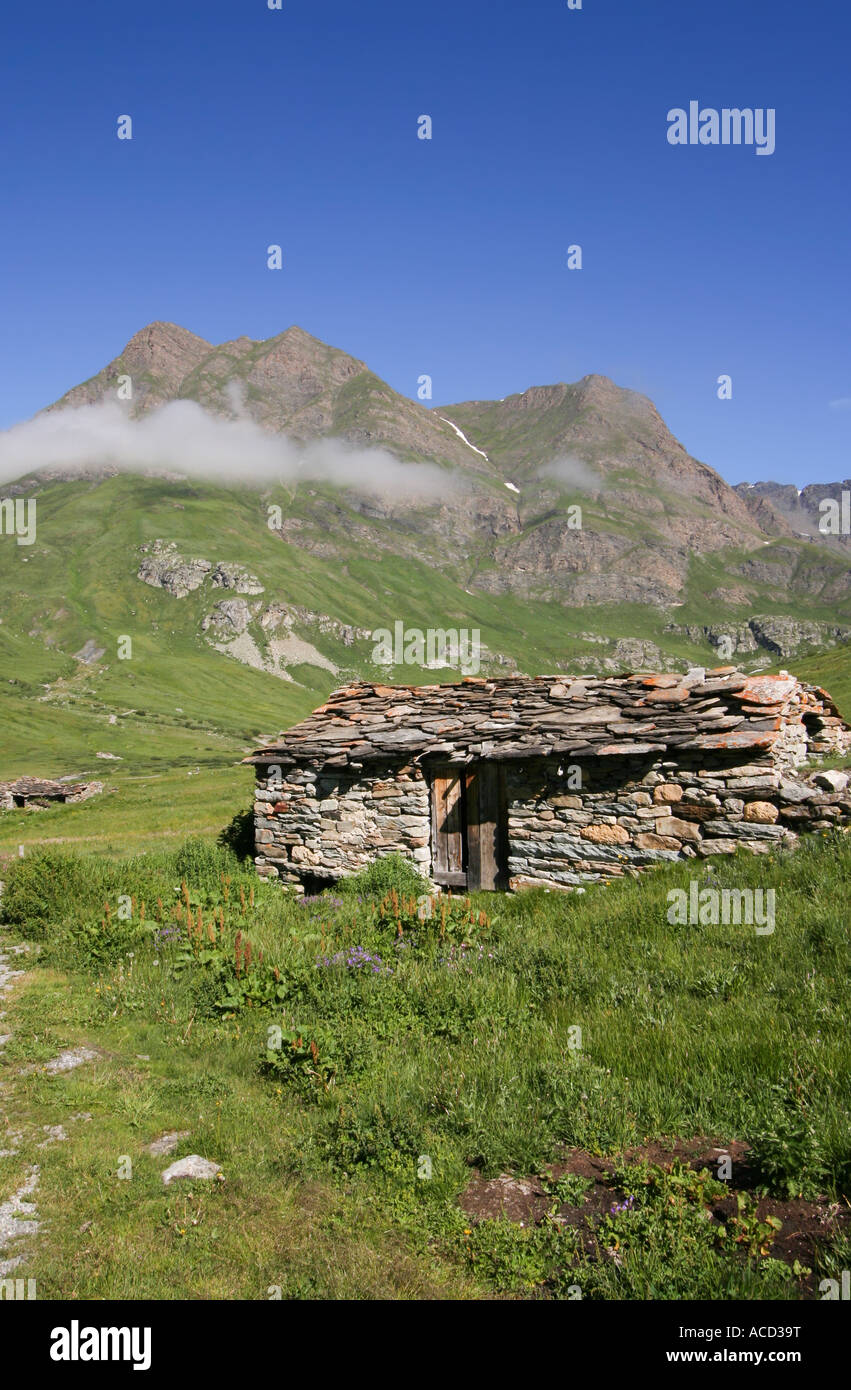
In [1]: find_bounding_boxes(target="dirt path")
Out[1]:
[0,897,102,1283]
[0,916,40,1277]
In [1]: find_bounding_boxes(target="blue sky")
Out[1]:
[0,0,848,485]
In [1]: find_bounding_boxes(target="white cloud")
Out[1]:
[536,455,601,492]
[0,399,462,499]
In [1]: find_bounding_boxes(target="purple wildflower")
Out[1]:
[316,945,393,976]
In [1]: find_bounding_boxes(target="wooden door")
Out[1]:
[430,766,467,887]
[465,762,506,891]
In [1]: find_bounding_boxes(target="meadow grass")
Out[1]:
[1,832,849,1299]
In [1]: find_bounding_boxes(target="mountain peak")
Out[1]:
[264,324,365,364]
[573,372,650,413]
[278,325,320,344]
[118,322,213,391]
[577,372,617,390]
[121,320,211,356]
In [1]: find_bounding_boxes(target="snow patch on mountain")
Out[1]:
[437,417,489,461]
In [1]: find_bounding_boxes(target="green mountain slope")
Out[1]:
[0,321,848,830]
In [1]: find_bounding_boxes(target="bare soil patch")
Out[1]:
[459,1137,850,1294]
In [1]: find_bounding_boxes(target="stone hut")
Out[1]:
[0,777,103,811]
[246,669,851,892]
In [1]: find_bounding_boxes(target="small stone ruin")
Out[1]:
[0,778,104,812]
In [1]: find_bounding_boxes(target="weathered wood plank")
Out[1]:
[431,766,465,876]
[466,763,504,891]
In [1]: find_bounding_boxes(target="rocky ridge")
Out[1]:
[36,320,843,615]
[664,616,851,661]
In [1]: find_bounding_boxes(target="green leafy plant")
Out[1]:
[174,927,291,1016]
[173,836,240,894]
[336,852,428,899]
[262,1025,340,1097]
[540,1172,594,1208]
[749,1097,828,1199]
[65,917,155,968]
[716,1192,783,1259]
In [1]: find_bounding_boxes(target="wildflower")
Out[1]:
[316,945,392,975]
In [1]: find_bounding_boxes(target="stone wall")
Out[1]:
[253,741,850,891]
[504,750,851,891]
[253,760,431,883]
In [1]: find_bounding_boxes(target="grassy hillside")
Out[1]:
[796,648,851,722]
[0,766,252,861]
[0,470,847,857]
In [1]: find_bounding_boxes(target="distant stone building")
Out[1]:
[246,670,851,892]
[0,777,103,812]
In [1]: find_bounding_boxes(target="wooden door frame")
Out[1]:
[428,760,508,891]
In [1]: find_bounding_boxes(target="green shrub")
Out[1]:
[172,836,239,894]
[336,852,428,900]
[0,849,107,936]
[217,808,256,862]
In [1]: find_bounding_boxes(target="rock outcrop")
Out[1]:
[666,616,850,660]
[138,541,211,598]
[211,563,265,595]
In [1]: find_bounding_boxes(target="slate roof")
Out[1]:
[246,669,847,771]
